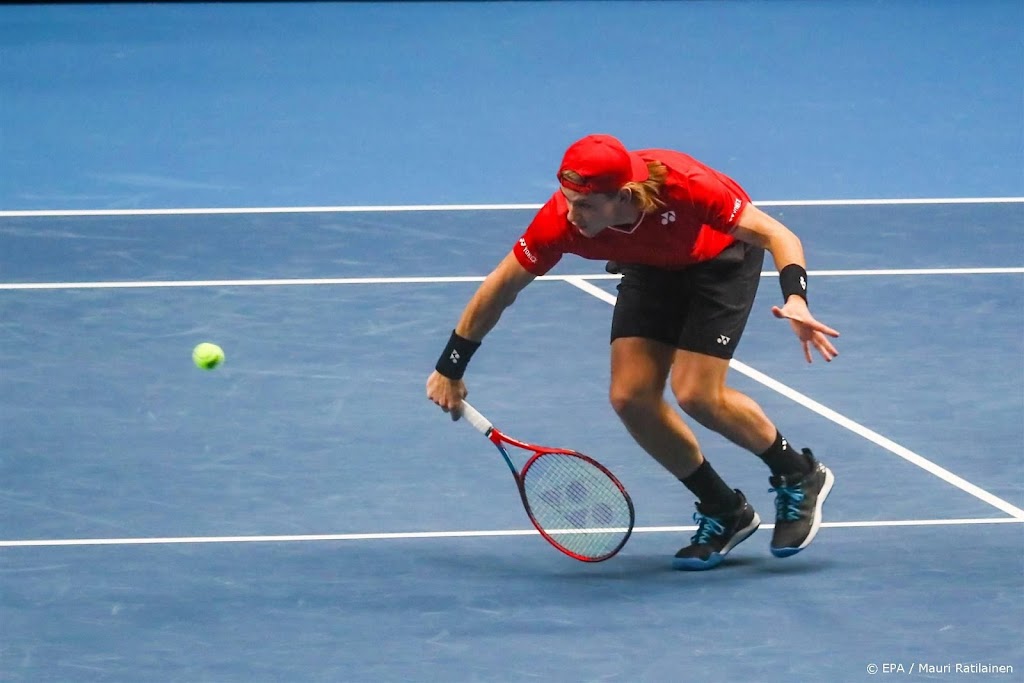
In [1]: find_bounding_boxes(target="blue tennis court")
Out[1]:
[2,2,1022,682]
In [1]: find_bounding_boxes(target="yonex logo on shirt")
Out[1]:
[729,198,743,222]
[518,237,538,263]
[661,211,676,225]
[717,335,731,345]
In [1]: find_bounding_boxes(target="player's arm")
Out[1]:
[731,203,840,363]
[453,251,537,341]
[730,203,806,276]
[426,251,537,414]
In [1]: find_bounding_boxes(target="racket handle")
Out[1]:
[458,400,493,436]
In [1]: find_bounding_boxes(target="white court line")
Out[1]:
[755,197,1024,206]
[1,517,1019,549]
[0,204,542,217]
[2,267,1021,291]
[0,276,491,291]
[1,196,1022,217]
[786,268,1024,276]
[560,268,1024,281]
[562,277,1024,521]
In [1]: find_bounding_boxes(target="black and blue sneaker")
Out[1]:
[769,449,835,558]
[673,490,760,571]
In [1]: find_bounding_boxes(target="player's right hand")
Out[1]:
[426,371,468,420]
[771,297,840,363]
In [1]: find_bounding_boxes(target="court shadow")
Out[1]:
[718,553,838,576]
[419,547,675,582]
[547,553,681,579]
[420,546,836,586]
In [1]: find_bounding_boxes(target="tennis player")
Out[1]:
[426,134,839,570]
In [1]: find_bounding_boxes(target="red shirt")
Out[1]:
[513,149,750,276]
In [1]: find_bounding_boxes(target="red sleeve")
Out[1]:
[513,193,569,276]
[676,167,750,233]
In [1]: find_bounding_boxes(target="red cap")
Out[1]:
[557,134,649,194]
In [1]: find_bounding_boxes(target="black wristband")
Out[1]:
[779,264,808,302]
[435,330,481,380]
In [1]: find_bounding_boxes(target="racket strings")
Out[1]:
[522,453,633,560]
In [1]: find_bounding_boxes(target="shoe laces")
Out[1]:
[770,482,805,521]
[691,511,726,545]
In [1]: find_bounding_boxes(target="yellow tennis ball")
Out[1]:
[192,342,225,370]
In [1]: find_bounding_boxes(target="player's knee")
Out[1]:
[675,387,720,424]
[608,388,637,417]
[609,387,654,423]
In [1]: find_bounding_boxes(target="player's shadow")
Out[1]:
[422,546,836,586]
[714,554,838,576]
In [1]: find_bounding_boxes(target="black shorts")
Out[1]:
[610,240,765,359]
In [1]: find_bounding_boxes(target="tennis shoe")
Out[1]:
[673,490,760,571]
[769,449,834,557]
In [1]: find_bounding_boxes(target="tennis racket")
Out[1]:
[457,400,635,562]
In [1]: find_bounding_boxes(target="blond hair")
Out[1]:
[559,161,668,213]
[624,161,668,213]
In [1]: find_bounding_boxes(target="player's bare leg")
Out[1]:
[608,337,703,479]
[670,349,834,558]
[610,338,761,570]
[670,350,777,453]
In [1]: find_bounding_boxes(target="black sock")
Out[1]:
[680,459,740,512]
[757,431,810,476]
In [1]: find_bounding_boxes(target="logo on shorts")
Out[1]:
[661,211,676,225]
[717,335,731,345]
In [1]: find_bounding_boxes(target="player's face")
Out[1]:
[561,187,623,238]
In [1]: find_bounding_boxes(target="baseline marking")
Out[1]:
[2,268,1021,291]
[1,196,1022,217]
[563,276,1024,521]
[1,518,1019,549]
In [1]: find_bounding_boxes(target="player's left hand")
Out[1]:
[771,297,840,363]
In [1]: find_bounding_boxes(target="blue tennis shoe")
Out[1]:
[769,449,834,558]
[673,490,760,570]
